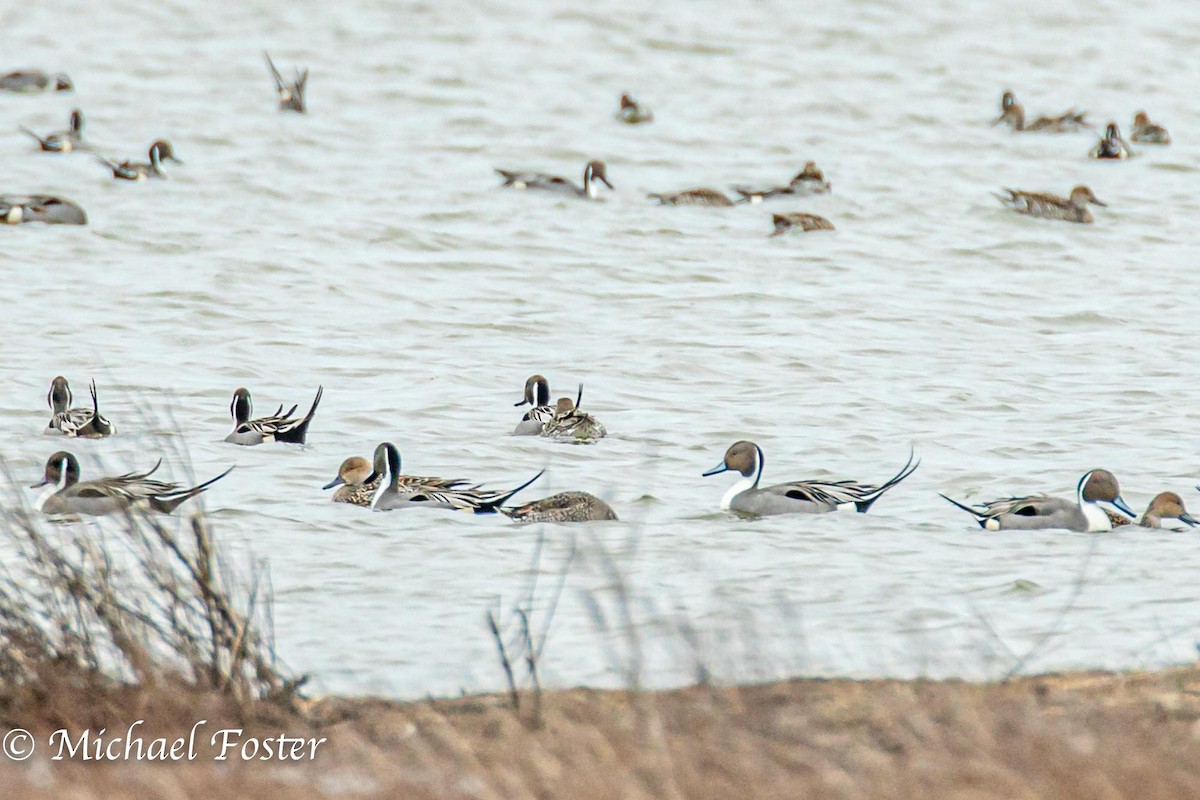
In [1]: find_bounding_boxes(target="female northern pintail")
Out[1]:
[1089,123,1132,160]
[225,385,323,445]
[0,70,73,93]
[734,162,832,203]
[1138,492,1197,529]
[1130,111,1171,145]
[322,454,467,507]
[31,451,234,516]
[543,392,608,441]
[617,92,653,124]
[648,188,734,207]
[703,441,919,516]
[940,469,1135,532]
[19,109,85,152]
[1,195,87,225]
[44,377,115,438]
[495,160,613,199]
[265,52,308,113]
[995,185,1105,224]
[364,442,543,513]
[96,140,182,181]
[992,91,1088,133]
[513,374,554,436]
[770,212,834,236]
[503,491,618,523]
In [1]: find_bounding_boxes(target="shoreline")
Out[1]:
[5,664,1200,798]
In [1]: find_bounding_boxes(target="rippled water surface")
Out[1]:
[4,0,1200,697]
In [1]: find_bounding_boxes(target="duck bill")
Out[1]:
[600,177,614,190]
[1179,512,1199,527]
[322,476,345,491]
[29,478,49,489]
[702,462,729,477]
[513,398,529,407]
[1090,197,1107,207]
[1107,496,1137,519]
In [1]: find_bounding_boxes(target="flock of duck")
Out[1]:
[23,372,1200,532]
[5,63,1189,531]
[0,70,1175,230]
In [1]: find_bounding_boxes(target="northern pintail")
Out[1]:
[322,457,380,505]
[225,385,323,445]
[703,441,919,516]
[648,188,734,207]
[0,70,73,93]
[992,91,1088,133]
[733,162,832,203]
[940,469,1135,532]
[44,377,115,438]
[542,390,608,442]
[265,52,308,113]
[1139,492,1197,529]
[365,442,542,513]
[322,454,467,507]
[617,93,653,124]
[1130,111,1171,145]
[495,160,613,199]
[0,195,87,225]
[19,109,85,152]
[31,451,234,516]
[95,140,182,181]
[503,491,618,523]
[513,374,554,436]
[995,185,1105,224]
[770,212,834,236]
[1089,123,1132,160]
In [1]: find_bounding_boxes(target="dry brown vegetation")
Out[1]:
[2,667,1200,799]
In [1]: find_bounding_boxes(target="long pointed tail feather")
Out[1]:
[938,492,989,528]
[154,465,236,513]
[473,469,545,514]
[854,449,919,513]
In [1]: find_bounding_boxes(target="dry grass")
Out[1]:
[0,456,299,735]
[3,667,1200,798]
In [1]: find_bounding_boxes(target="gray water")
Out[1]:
[3,0,1200,697]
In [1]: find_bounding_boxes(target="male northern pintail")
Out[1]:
[617,93,653,124]
[703,441,918,516]
[225,385,323,445]
[648,188,734,207]
[542,391,608,441]
[95,140,182,181]
[503,491,618,523]
[265,52,308,113]
[1089,123,1132,160]
[31,451,234,516]
[1130,111,1171,145]
[770,212,834,236]
[0,70,73,93]
[495,160,613,199]
[1,195,87,225]
[19,109,85,152]
[992,91,1088,133]
[364,442,542,513]
[995,185,1105,224]
[1138,492,1197,529]
[940,469,1135,532]
[322,454,467,507]
[513,374,554,435]
[44,377,115,438]
[734,162,832,203]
